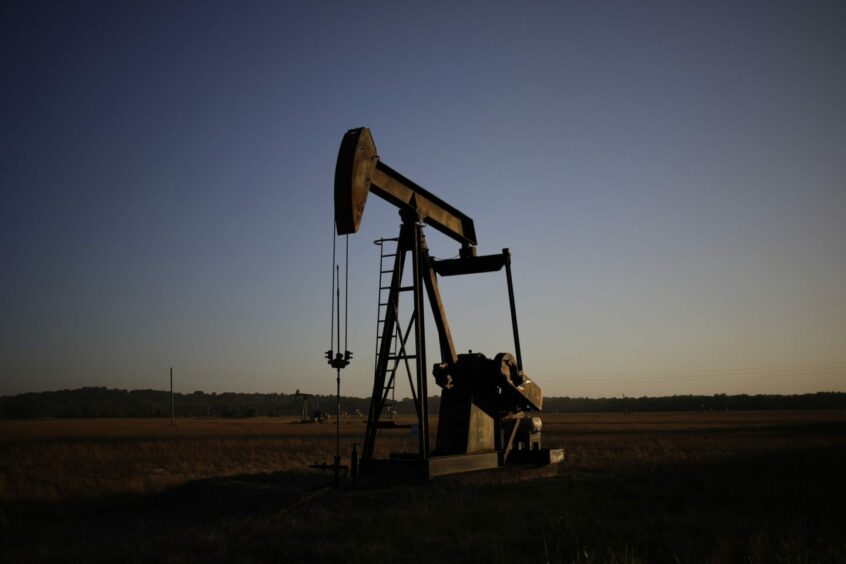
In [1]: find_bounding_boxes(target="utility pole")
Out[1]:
[170,367,174,425]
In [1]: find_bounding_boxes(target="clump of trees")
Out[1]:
[542,392,846,413]
[0,387,843,419]
[0,387,368,419]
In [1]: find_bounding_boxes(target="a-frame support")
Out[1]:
[362,212,461,462]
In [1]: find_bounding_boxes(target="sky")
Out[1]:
[1,1,844,399]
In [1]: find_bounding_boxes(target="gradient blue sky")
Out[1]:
[2,1,844,398]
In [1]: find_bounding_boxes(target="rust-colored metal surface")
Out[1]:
[334,127,477,246]
[334,127,377,235]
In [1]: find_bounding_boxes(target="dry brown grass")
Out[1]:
[543,410,846,471]
[2,411,845,563]
[0,417,353,501]
[2,411,842,502]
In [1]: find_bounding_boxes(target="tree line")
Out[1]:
[1,387,844,419]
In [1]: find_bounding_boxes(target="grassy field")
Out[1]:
[1,411,844,562]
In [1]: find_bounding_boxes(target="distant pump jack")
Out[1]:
[333,127,563,482]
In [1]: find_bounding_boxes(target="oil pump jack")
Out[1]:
[334,127,563,481]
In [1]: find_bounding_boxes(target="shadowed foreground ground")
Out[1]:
[2,412,845,563]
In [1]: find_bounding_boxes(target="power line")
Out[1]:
[176,369,303,382]
[557,361,846,385]
[568,360,846,379]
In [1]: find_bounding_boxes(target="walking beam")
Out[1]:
[334,127,477,248]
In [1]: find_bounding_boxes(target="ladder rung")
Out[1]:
[380,269,393,274]
[380,287,414,292]
[388,355,416,360]
[381,253,397,257]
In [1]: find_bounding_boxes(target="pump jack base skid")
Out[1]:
[357,448,564,487]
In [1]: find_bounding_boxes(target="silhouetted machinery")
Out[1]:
[294,389,328,423]
[335,127,563,481]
